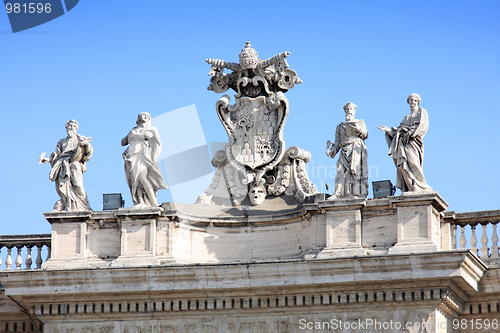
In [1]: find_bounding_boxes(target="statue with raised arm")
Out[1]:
[326,102,368,199]
[378,93,432,193]
[122,112,168,208]
[39,119,93,211]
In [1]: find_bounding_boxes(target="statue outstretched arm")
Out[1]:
[378,125,397,137]
[378,125,390,132]
[39,152,50,164]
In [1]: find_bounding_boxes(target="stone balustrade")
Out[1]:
[0,200,498,272]
[0,234,51,270]
[443,210,500,264]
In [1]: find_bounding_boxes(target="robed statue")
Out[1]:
[122,112,168,208]
[326,102,368,199]
[39,119,93,211]
[378,93,432,193]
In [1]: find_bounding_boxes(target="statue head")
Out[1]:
[239,42,259,70]
[249,182,266,205]
[407,93,422,107]
[343,102,357,121]
[65,119,79,137]
[136,112,152,126]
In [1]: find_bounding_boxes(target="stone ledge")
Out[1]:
[387,192,448,212]
[0,251,485,297]
[43,210,92,224]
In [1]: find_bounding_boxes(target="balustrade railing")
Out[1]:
[0,234,51,271]
[1,210,499,271]
[443,210,500,262]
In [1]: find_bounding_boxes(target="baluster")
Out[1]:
[0,248,3,270]
[480,223,490,259]
[451,224,457,250]
[46,245,51,261]
[470,224,478,256]
[5,247,13,270]
[25,246,33,270]
[15,246,23,270]
[459,225,467,249]
[35,246,43,269]
[491,223,499,259]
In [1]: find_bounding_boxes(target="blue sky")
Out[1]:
[0,0,499,235]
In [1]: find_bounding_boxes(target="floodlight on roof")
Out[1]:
[372,180,396,199]
[103,193,124,210]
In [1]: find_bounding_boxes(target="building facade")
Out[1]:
[0,193,499,332]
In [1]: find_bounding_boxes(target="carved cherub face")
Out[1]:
[249,184,266,205]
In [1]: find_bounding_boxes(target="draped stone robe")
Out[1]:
[122,125,168,207]
[327,119,368,198]
[384,107,432,193]
[49,134,93,211]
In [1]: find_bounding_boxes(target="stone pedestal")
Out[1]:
[111,208,163,267]
[42,211,91,269]
[388,192,448,254]
[317,198,366,258]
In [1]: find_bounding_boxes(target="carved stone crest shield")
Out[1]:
[198,42,317,206]
[217,94,288,170]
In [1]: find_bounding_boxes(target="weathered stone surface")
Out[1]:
[37,193,454,267]
[0,251,488,332]
[2,196,500,332]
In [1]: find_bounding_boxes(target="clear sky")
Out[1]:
[1,0,499,236]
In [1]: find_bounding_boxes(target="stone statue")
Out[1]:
[378,93,432,193]
[197,42,317,206]
[39,119,93,211]
[326,102,368,199]
[121,112,168,208]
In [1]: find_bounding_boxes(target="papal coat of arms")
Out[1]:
[198,42,317,206]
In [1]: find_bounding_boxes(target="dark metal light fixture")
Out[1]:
[372,180,396,199]
[103,193,124,210]
[242,205,249,217]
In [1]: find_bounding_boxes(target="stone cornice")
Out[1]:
[387,192,448,212]
[443,209,500,225]
[0,251,485,299]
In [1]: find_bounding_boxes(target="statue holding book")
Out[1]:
[326,102,368,199]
